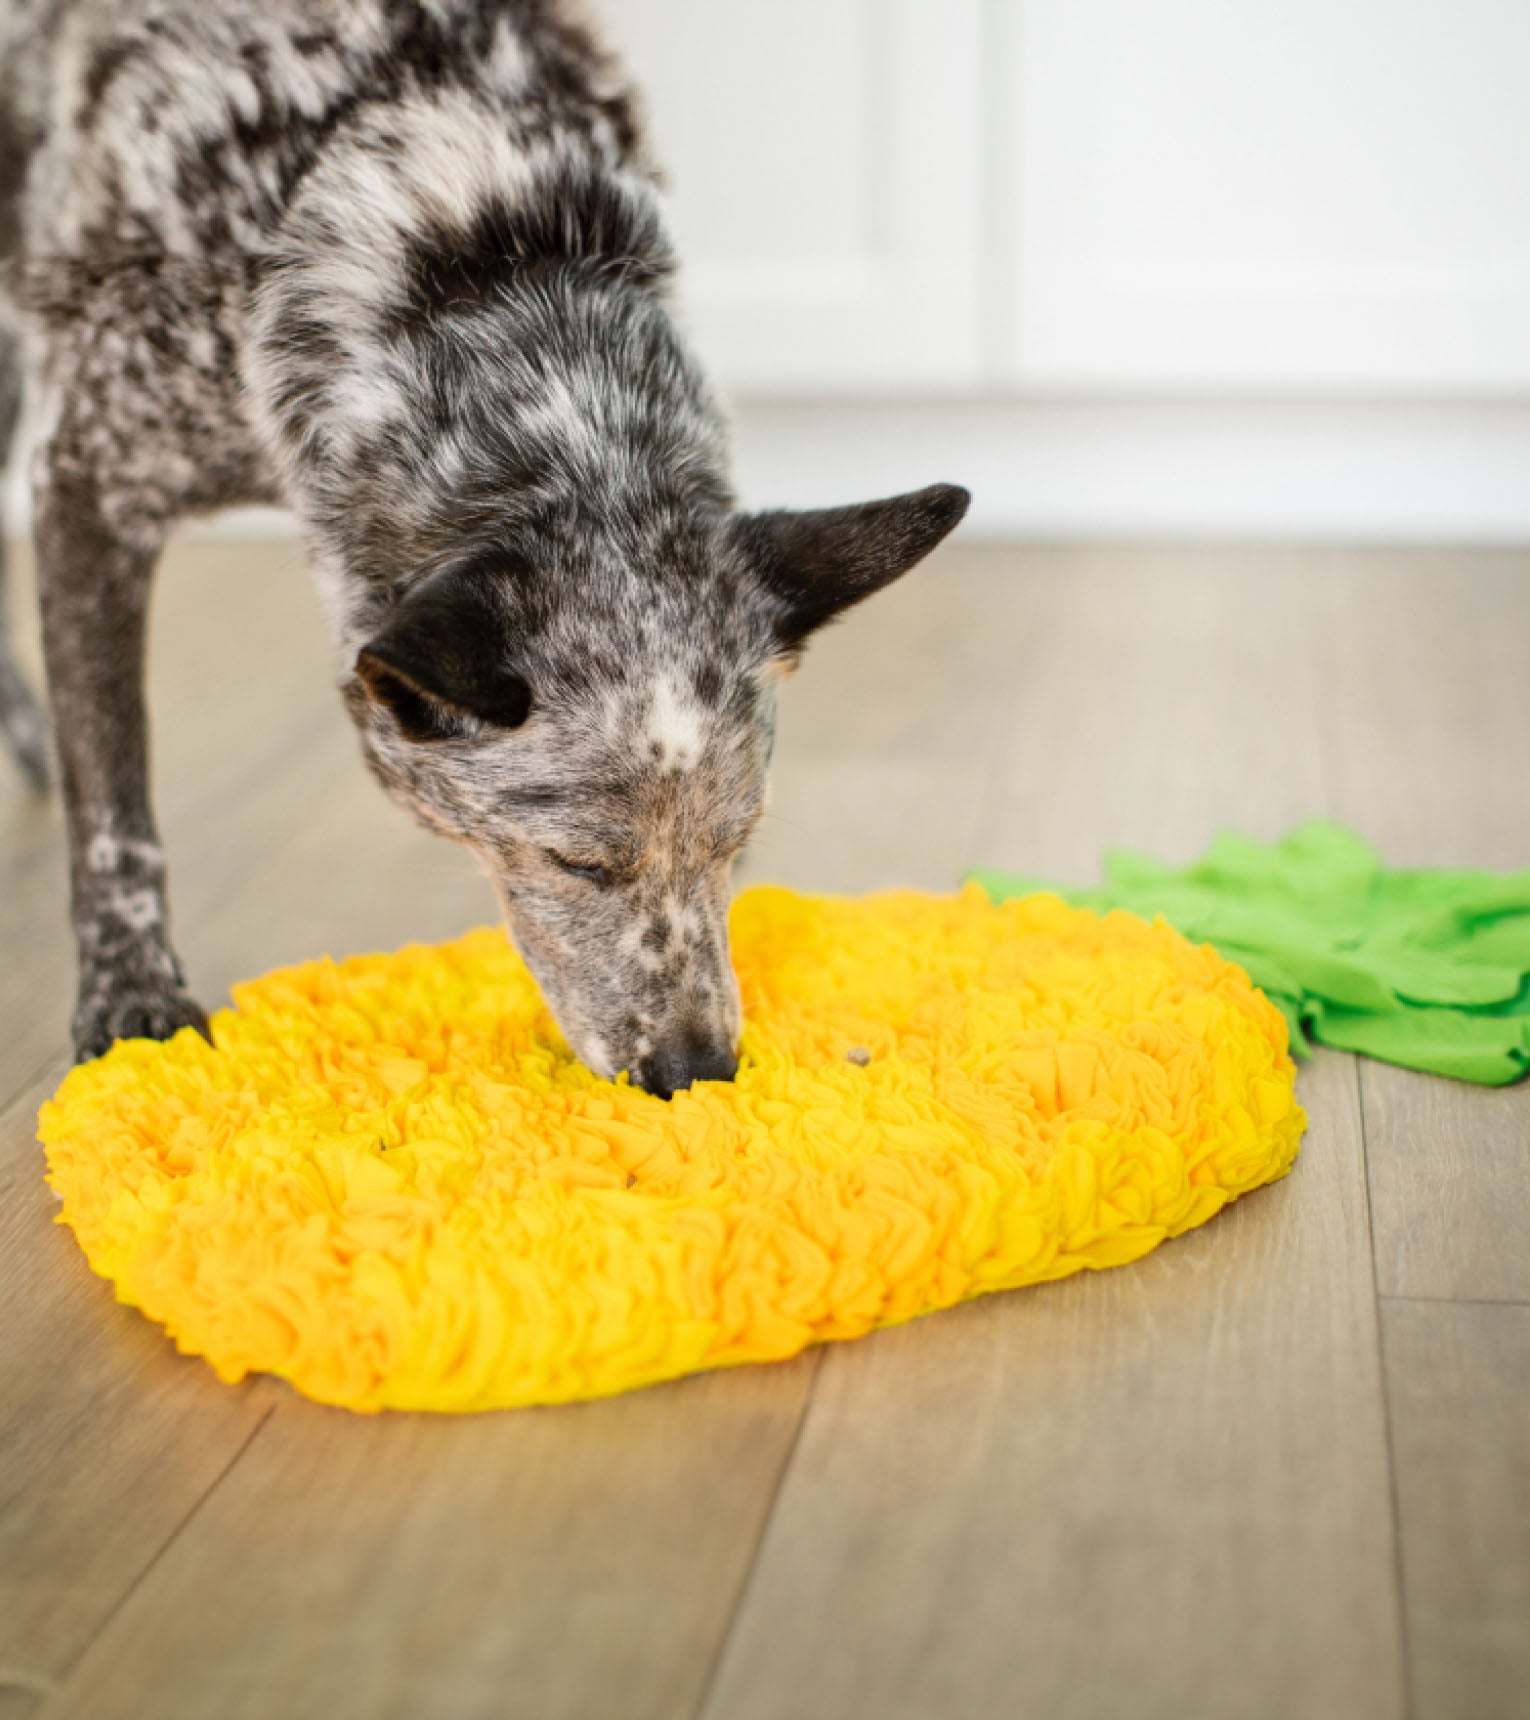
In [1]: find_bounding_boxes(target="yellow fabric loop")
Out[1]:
[40,886,1305,1412]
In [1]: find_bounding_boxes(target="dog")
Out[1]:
[0,0,969,1096]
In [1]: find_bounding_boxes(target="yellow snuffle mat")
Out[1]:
[40,887,1305,1413]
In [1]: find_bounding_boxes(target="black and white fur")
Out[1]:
[0,0,969,1096]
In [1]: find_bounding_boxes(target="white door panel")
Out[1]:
[602,0,985,395]
[1006,0,1530,392]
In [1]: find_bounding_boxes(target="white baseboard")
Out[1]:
[8,401,1530,544]
[728,401,1530,544]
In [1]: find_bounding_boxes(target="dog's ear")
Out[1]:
[735,483,970,652]
[355,567,532,743]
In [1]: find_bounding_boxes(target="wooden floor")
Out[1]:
[2,538,1527,1720]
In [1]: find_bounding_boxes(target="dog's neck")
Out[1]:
[244,103,732,647]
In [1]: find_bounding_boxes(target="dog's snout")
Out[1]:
[635,1031,738,1100]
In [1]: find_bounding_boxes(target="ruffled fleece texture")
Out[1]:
[39,886,1304,1413]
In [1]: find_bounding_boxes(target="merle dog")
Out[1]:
[0,0,969,1096]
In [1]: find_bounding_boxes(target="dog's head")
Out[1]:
[344,483,968,1095]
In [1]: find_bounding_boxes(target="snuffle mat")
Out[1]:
[40,886,1305,1413]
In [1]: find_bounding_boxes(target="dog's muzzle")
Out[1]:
[633,1028,739,1100]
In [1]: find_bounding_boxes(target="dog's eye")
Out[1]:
[546,850,612,887]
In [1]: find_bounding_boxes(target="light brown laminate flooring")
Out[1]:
[2,539,1527,1720]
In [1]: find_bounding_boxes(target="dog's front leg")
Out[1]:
[35,459,208,1062]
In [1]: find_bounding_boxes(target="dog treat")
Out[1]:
[41,886,1304,1414]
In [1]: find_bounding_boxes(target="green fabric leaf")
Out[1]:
[970,821,1530,1088]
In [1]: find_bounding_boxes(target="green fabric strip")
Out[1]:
[969,822,1530,1087]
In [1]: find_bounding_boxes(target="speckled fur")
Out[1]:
[0,0,969,1090]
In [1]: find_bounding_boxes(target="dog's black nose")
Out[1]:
[635,1035,738,1100]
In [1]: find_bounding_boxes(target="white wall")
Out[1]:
[610,0,1530,539]
[9,0,1530,541]
[1004,0,1530,394]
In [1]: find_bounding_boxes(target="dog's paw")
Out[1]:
[72,979,211,1063]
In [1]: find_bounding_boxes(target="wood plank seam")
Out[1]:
[687,550,1010,1720]
[45,1406,276,1692]
[0,1060,65,1145]
[0,1052,69,1131]
[1380,1292,1530,1308]
[687,1348,825,1720]
[690,586,1005,1712]
[1355,1056,1421,1720]
[0,1676,54,1698]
